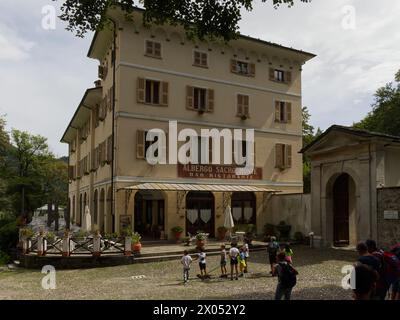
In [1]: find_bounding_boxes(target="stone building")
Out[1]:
[302,125,400,247]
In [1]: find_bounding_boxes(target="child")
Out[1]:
[267,236,280,275]
[229,243,240,280]
[284,243,294,264]
[242,240,250,273]
[220,244,227,278]
[181,250,192,284]
[197,247,207,279]
[238,248,247,277]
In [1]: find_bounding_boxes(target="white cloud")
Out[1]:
[0,24,35,61]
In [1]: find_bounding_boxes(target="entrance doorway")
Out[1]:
[332,173,356,246]
[134,191,165,240]
[231,192,256,225]
[186,191,215,237]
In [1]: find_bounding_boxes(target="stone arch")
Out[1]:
[324,169,360,247]
[79,193,83,226]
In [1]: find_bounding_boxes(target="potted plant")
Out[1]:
[45,231,56,244]
[171,226,184,242]
[182,236,191,246]
[217,226,228,241]
[277,221,292,240]
[263,223,276,241]
[131,232,142,253]
[195,232,206,249]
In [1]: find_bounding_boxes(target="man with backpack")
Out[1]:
[273,251,298,300]
[365,239,400,300]
[267,236,280,275]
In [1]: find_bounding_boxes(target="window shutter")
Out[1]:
[250,63,256,77]
[269,68,275,81]
[201,53,207,66]
[207,89,214,112]
[154,42,161,57]
[243,95,250,117]
[107,135,113,163]
[285,71,292,84]
[186,86,194,109]
[275,144,284,168]
[108,87,113,111]
[275,101,281,122]
[194,51,201,65]
[98,65,104,80]
[230,59,237,73]
[286,102,292,123]
[237,95,243,116]
[161,81,169,106]
[137,78,145,103]
[136,130,145,159]
[285,144,292,168]
[145,41,153,55]
[95,147,99,169]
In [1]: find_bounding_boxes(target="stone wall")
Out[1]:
[265,193,311,238]
[377,187,400,247]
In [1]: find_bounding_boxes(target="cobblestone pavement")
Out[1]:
[0,246,357,300]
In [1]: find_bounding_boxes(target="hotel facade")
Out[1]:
[61,8,315,239]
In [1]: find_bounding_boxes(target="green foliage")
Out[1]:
[0,221,19,254]
[53,0,311,41]
[195,232,206,241]
[171,226,183,233]
[354,70,400,137]
[0,251,10,265]
[217,226,228,233]
[131,232,141,244]
[302,106,321,193]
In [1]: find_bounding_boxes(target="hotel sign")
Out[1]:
[178,164,262,180]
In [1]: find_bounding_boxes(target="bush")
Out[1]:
[0,251,10,265]
[263,223,276,236]
[0,221,18,254]
[171,226,183,233]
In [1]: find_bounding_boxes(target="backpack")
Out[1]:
[279,262,297,289]
[382,251,400,285]
[267,241,279,254]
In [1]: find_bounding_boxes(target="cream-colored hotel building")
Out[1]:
[61,8,315,239]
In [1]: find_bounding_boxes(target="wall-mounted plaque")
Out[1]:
[384,210,399,220]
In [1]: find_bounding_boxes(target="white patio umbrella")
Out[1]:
[224,205,235,241]
[82,205,92,232]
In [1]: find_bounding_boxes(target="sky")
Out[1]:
[0,0,399,157]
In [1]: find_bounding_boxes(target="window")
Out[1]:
[193,51,208,68]
[231,59,255,77]
[137,78,168,106]
[145,80,160,104]
[237,94,250,118]
[275,144,292,169]
[274,101,292,123]
[194,88,207,111]
[145,40,161,58]
[269,68,292,84]
[186,86,214,113]
[136,130,159,159]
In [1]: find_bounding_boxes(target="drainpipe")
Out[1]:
[109,17,117,232]
[368,143,373,241]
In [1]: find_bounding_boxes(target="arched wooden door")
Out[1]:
[333,173,350,246]
[186,191,215,237]
[231,192,256,225]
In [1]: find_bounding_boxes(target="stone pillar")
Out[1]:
[62,235,70,257]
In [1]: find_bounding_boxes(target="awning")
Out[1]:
[120,182,278,193]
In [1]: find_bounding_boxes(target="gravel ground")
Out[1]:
[0,246,357,300]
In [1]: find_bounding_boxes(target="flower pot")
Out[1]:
[174,232,183,242]
[217,230,227,241]
[196,239,205,249]
[132,242,142,253]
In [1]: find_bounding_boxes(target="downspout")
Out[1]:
[109,17,117,232]
[368,143,373,240]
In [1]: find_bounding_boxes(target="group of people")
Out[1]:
[181,236,298,301]
[181,241,250,284]
[354,239,400,300]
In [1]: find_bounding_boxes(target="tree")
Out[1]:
[0,116,12,217]
[302,106,320,193]
[54,0,311,40]
[354,70,400,136]
[7,130,51,220]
